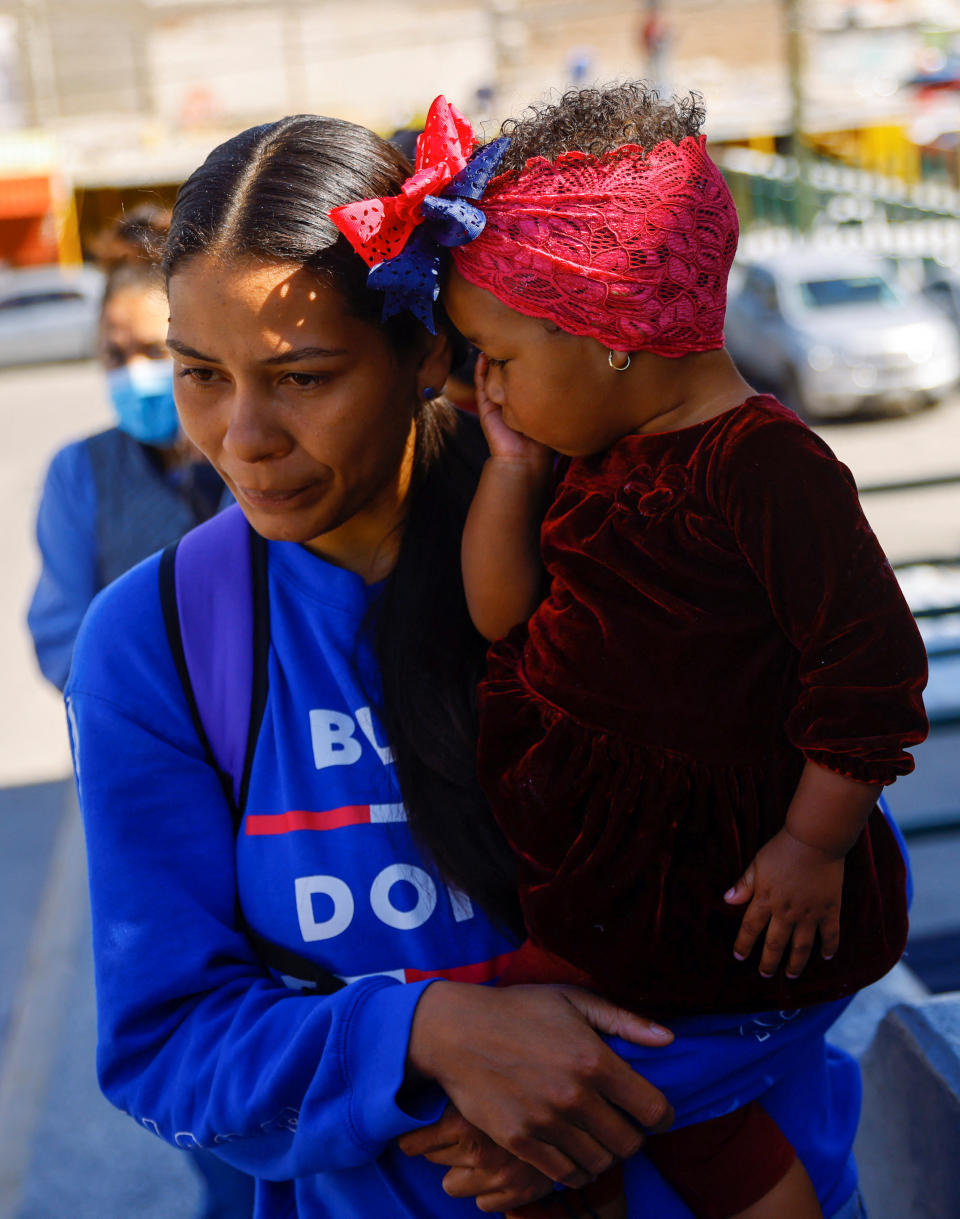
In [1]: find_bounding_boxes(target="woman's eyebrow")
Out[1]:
[261,346,348,364]
[166,338,218,362]
[166,340,348,364]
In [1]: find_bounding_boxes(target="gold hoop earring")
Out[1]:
[608,350,631,372]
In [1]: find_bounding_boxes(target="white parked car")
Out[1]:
[0,264,104,366]
[724,250,960,419]
[920,271,960,334]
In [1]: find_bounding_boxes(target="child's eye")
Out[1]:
[486,357,508,370]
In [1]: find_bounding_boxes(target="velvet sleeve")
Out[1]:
[712,413,927,784]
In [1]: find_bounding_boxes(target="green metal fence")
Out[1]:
[716,147,960,255]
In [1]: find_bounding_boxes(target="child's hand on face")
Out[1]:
[475,353,552,471]
[723,829,844,979]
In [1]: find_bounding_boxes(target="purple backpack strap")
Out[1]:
[159,504,268,820]
[159,510,343,992]
[159,407,484,988]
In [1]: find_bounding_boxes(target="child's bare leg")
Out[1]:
[731,1156,822,1219]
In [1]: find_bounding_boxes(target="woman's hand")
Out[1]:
[406,982,675,1188]
[474,354,553,472]
[398,1105,555,1213]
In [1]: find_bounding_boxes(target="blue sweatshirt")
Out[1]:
[28,433,227,690]
[66,537,862,1219]
[29,440,99,689]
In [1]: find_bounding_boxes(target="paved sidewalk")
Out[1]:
[0,359,110,790]
[0,779,201,1219]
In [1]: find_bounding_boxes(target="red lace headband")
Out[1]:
[451,134,739,357]
[329,98,739,356]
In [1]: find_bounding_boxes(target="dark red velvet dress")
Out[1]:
[479,396,928,1020]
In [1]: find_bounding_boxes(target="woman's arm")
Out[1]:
[67,557,674,1188]
[67,563,447,1180]
[461,355,553,641]
[27,442,100,690]
[402,998,856,1214]
[406,980,674,1187]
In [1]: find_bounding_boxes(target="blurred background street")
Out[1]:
[2,0,960,1216]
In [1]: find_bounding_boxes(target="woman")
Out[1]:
[28,209,248,1218]
[65,116,866,1218]
[28,206,230,691]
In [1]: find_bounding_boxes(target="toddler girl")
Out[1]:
[332,85,927,1219]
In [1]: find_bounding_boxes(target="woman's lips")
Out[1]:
[237,482,317,510]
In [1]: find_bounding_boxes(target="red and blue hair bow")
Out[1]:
[329,95,510,331]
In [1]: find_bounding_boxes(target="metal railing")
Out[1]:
[860,473,960,836]
[716,148,960,265]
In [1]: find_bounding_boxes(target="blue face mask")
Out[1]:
[106,359,181,445]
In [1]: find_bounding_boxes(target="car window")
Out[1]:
[0,290,88,311]
[799,276,899,309]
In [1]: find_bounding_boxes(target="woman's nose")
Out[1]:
[222,388,290,464]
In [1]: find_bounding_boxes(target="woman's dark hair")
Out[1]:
[165,116,522,932]
[496,80,706,174]
[380,402,521,932]
[92,202,171,311]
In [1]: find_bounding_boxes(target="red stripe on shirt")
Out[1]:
[405,950,521,985]
[245,806,372,835]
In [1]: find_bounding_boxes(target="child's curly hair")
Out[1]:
[495,81,705,174]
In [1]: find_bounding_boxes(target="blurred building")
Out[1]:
[0,129,78,264]
[0,0,958,264]
[2,0,507,258]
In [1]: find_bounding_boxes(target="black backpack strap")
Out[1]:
[244,925,346,994]
[236,526,270,820]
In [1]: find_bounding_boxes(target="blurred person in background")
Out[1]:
[27,205,232,692]
[25,205,250,1219]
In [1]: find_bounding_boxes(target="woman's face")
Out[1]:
[99,284,169,369]
[167,256,445,568]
